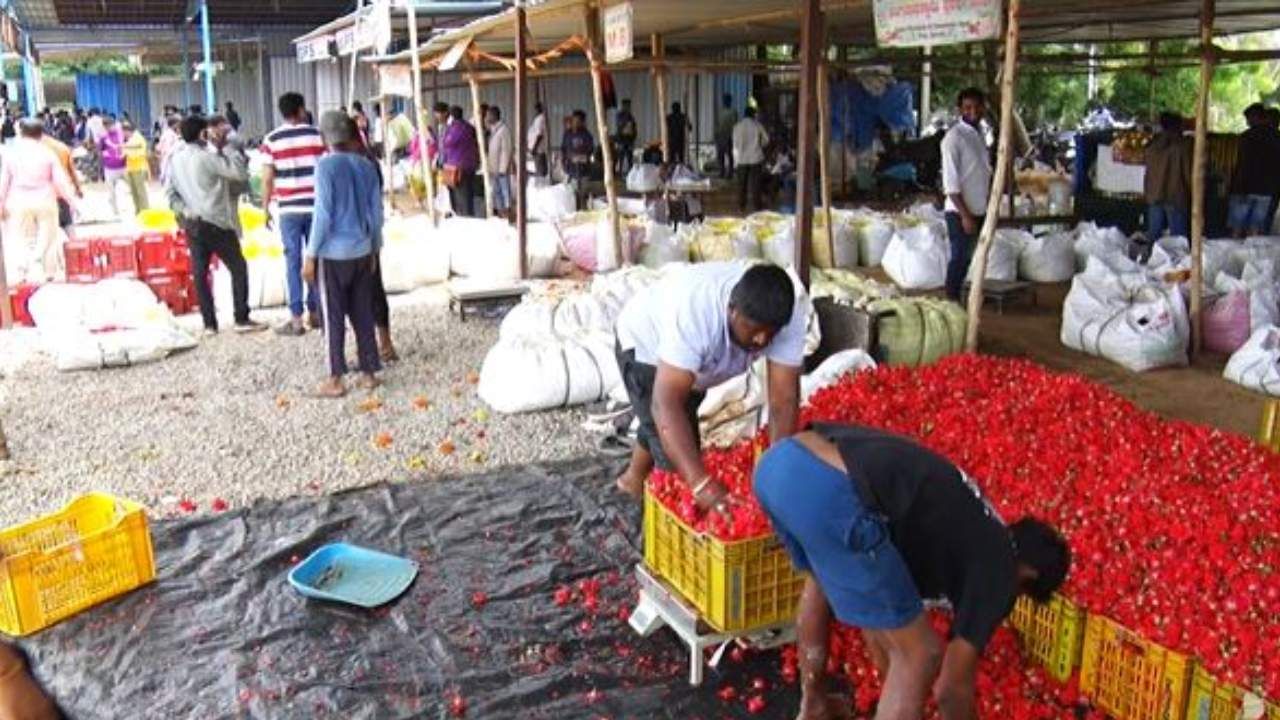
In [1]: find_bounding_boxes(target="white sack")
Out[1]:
[968,230,1025,282]
[1225,325,1280,395]
[478,334,620,413]
[882,221,949,290]
[1060,258,1189,372]
[1018,231,1076,282]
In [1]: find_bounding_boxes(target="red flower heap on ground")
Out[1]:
[650,355,1280,701]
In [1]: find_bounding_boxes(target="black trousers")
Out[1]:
[737,163,763,212]
[615,343,704,471]
[317,255,381,377]
[372,257,390,330]
[182,217,249,330]
[616,140,635,174]
[717,140,734,179]
[449,172,477,217]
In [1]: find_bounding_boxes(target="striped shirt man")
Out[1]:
[262,121,325,214]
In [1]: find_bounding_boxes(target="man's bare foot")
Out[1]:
[615,470,645,499]
[796,692,853,720]
[314,378,346,398]
[379,346,399,363]
[356,373,381,390]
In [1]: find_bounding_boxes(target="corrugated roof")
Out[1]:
[385,0,1280,63]
[11,0,352,29]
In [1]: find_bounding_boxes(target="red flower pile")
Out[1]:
[650,355,1280,701]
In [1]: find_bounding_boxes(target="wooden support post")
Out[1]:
[406,0,437,223]
[964,0,1021,351]
[920,45,933,134]
[793,0,821,287]
[587,6,623,267]
[1190,0,1215,357]
[652,34,670,164]
[515,1,529,278]
[817,62,834,266]
[469,75,495,219]
[380,95,393,204]
[0,420,8,461]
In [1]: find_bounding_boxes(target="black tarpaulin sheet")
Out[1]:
[17,458,809,719]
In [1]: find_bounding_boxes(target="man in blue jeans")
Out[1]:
[754,424,1071,720]
[262,92,327,335]
[1227,103,1280,239]
[940,88,992,301]
[1143,112,1193,241]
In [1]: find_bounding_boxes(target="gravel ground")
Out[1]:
[0,287,602,527]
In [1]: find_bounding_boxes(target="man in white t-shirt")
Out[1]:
[732,106,770,212]
[940,87,993,301]
[527,102,548,177]
[613,261,808,512]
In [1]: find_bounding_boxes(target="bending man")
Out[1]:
[754,424,1071,720]
[614,261,807,512]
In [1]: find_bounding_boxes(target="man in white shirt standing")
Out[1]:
[612,261,808,512]
[527,102,547,177]
[940,87,993,301]
[732,106,770,213]
[485,105,513,220]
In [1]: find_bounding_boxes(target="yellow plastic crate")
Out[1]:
[1008,593,1085,682]
[1186,665,1279,720]
[0,494,155,636]
[1081,613,1193,720]
[642,490,805,633]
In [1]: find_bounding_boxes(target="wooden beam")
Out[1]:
[380,95,393,203]
[793,0,821,287]
[817,61,834,267]
[1189,0,1214,357]
[470,74,495,219]
[652,34,670,164]
[965,0,1022,351]
[515,1,529,278]
[406,0,437,223]
[0,420,8,461]
[585,5,623,268]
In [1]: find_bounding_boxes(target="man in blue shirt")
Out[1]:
[301,112,384,398]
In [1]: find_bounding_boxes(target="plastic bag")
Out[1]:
[625,164,661,193]
[882,220,949,290]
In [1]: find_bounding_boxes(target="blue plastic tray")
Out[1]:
[287,543,419,608]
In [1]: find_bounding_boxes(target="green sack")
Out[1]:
[871,297,967,366]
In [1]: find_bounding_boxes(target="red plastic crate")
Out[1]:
[7,283,38,327]
[137,232,174,277]
[103,238,139,278]
[145,273,196,316]
[63,239,97,283]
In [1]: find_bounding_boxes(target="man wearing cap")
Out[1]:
[612,261,807,512]
[301,112,384,398]
[753,424,1072,720]
[0,118,79,283]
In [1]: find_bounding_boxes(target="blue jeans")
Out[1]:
[1228,194,1275,235]
[278,213,318,318]
[945,211,981,301]
[754,438,922,630]
[1147,203,1189,241]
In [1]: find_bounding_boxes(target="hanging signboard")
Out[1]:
[380,65,413,98]
[297,34,333,63]
[0,14,20,55]
[873,0,1001,48]
[603,2,633,64]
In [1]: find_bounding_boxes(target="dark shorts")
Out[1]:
[753,438,923,630]
[615,344,704,471]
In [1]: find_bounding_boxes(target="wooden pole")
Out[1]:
[964,0,1022,351]
[1190,0,1215,357]
[406,1,437,223]
[817,61,835,266]
[793,0,821,287]
[0,420,8,460]
[585,6,622,267]
[380,95,393,204]
[469,75,495,219]
[920,45,933,134]
[515,1,528,278]
[652,34,670,164]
